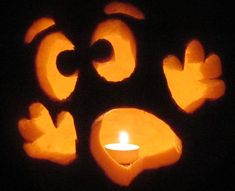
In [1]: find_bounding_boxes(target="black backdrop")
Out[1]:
[1,0,234,191]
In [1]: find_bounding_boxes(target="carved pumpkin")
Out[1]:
[3,0,232,190]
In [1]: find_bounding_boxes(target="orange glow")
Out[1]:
[163,40,225,113]
[90,108,182,186]
[91,19,136,82]
[18,102,77,165]
[36,32,78,100]
[104,1,145,20]
[24,17,55,44]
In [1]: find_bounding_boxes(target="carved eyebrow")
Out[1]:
[104,1,145,20]
[24,17,55,44]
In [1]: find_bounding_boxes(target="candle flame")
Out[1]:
[119,131,128,145]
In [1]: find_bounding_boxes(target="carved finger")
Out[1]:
[202,54,222,79]
[201,79,226,100]
[163,55,182,71]
[18,118,46,142]
[18,103,55,142]
[57,111,77,140]
[184,40,205,66]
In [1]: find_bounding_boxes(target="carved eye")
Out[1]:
[35,32,79,101]
[91,19,137,82]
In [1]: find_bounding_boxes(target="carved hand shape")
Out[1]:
[163,40,225,113]
[18,102,77,165]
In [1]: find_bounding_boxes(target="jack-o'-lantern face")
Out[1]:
[18,1,225,186]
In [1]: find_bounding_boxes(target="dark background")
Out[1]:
[1,0,234,191]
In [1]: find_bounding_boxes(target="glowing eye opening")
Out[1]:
[119,131,128,145]
[35,32,78,101]
[91,19,137,82]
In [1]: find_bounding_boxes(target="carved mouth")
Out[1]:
[90,107,182,186]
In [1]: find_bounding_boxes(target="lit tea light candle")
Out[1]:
[105,131,140,165]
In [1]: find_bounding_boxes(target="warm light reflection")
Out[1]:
[18,102,77,165]
[91,19,136,82]
[36,32,79,100]
[104,1,145,20]
[163,40,225,113]
[90,108,182,186]
[24,17,55,44]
